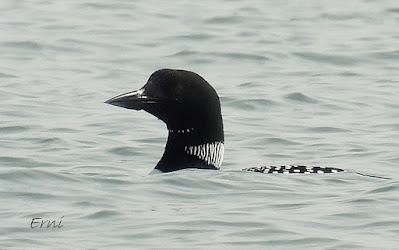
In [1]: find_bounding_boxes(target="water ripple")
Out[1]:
[306,126,351,133]
[0,125,30,134]
[385,8,399,13]
[284,92,319,104]
[225,98,276,111]
[170,50,269,62]
[1,0,398,249]
[0,72,17,78]
[108,146,144,156]
[1,41,43,50]
[205,15,243,24]
[83,210,122,219]
[294,52,360,66]
[367,182,399,194]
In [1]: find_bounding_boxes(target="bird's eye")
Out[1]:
[174,84,184,97]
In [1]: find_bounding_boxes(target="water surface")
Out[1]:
[1,0,399,249]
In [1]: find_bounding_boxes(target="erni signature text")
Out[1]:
[30,216,64,229]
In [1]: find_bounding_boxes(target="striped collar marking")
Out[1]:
[184,142,224,169]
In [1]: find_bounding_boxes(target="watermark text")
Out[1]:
[30,216,64,229]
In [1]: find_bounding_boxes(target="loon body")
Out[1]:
[106,69,344,174]
[244,165,343,174]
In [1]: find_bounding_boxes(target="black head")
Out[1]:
[106,69,224,172]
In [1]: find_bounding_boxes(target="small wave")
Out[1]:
[284,92,319,104]
[80,2,134,10]
[1,191,57,200]
[47,44,87,54]
[306,126,351,133]
[42,24,80,31]
[0,156,57,168]
[369,50,399,60]
[238,82,262,88]
[205,15,242,24]
[171,33,215,41]
[170,50,198,57]
[265,137,302,146]
[226,98,276,111]
[367,183,399,194]
[0,72,17,78]
[385,8,399,13]
[294,52,359,66]
[170,50,269,62]
[1,41,43,50]
[319,13,364,21]
[0,125,30,133]
[48,127,80,133]
[83,210,122,219]
[361,220,399,228]
[0,169,81,184]
[211,52,269,61]
[226,237,338,247]
[109,146,142,156]
[338,71,361,77]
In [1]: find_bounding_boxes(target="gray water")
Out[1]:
[1,0,399,249]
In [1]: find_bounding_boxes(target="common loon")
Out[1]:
[105,69,345,174]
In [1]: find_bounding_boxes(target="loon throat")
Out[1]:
[154,125,224,172]
[184,142,224,169]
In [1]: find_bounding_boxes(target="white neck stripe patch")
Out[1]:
[184,142,224,169]
[169,128,195,133]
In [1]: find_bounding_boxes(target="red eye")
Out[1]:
[174,84,184,96]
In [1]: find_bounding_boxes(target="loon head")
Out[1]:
[106,69,224,173]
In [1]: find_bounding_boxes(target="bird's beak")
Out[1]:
[105,88,157,110]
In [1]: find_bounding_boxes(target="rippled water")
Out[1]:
[1,0,399,249]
